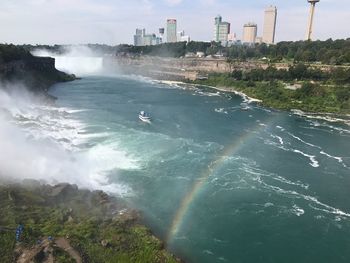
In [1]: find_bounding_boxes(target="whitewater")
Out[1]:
[1,55,350,262]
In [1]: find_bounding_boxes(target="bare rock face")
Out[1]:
[96,190,110,204]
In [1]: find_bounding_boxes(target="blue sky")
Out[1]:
[0,0,349,44]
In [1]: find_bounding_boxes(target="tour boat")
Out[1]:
[139,111,151,122]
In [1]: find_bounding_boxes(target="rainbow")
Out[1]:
[166,119,275,243]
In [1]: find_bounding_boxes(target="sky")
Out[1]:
[0,0,349,45]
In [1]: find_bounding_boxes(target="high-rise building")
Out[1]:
[134,28,144,46]
[227,33,236,42]
[167,19,177,43]
[242,23,257,44]
[177,30,190,43]
[133,29,159,46]
[262,6,277,44]
[214,15,231,43]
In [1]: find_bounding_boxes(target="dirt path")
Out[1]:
[16,240,50,263]
[55,237,82,263]
[16,237,82,263]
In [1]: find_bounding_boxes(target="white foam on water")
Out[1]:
[291,204,305,216]
[196,91,221,97]
[241,164,309,190]
[0,87,138,195]
[270,134,284,145]
[214,108,228,114]
[288,132,321,149]
[238,159,350,219]
[291,109,350,127]
[276,125,285,131]
[292,149,319,168]
[262,136,319,168]
[258,180,350,218]
[319,151,348,168]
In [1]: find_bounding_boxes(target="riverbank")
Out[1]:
[0,180,180,263]
[189,73,350,114]
[155,79,350,126]
[113,54,349,115]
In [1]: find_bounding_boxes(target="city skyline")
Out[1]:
[0,0,349,45]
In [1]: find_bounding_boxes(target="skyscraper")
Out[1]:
[133,28,159,46]
[242,23,257,44]
[134,29,144,46]
[167,19,177,43]
[214,15,231,43]
[262,6,277,44]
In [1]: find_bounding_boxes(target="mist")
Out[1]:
[32,45,119,77]
[0,83,133,195]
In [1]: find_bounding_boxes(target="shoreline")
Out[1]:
[156,79,350,126]
[156,80,262,104]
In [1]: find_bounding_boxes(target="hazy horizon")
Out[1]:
[0,0,349,45]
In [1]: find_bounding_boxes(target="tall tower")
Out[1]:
[214,15,230,43]
[263,6,277,44]
[166,19,177,43]
[306,0,320,40]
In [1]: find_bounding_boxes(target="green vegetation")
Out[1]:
[0,182,178,263]
[0,44,75,93]
[232,64,350,84]
[191,64,350,113]
[225,39,350,64]
[117,42,188,58]
[18,38,350,64]
[0,44,32,63]
[115,39,350,64]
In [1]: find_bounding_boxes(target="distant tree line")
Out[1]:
[226,39,350,64]
[231,64,350,84]
[3,38,349,65]
[116,42,188,58]
[0,44,32,63]
[116,39,350,65]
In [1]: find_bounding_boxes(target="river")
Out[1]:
[2,74,350,262]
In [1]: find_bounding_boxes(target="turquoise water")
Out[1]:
[48,76,350,263]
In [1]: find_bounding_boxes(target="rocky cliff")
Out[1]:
[0,45,75,95]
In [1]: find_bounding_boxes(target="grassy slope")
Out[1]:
[0,183,178,263]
